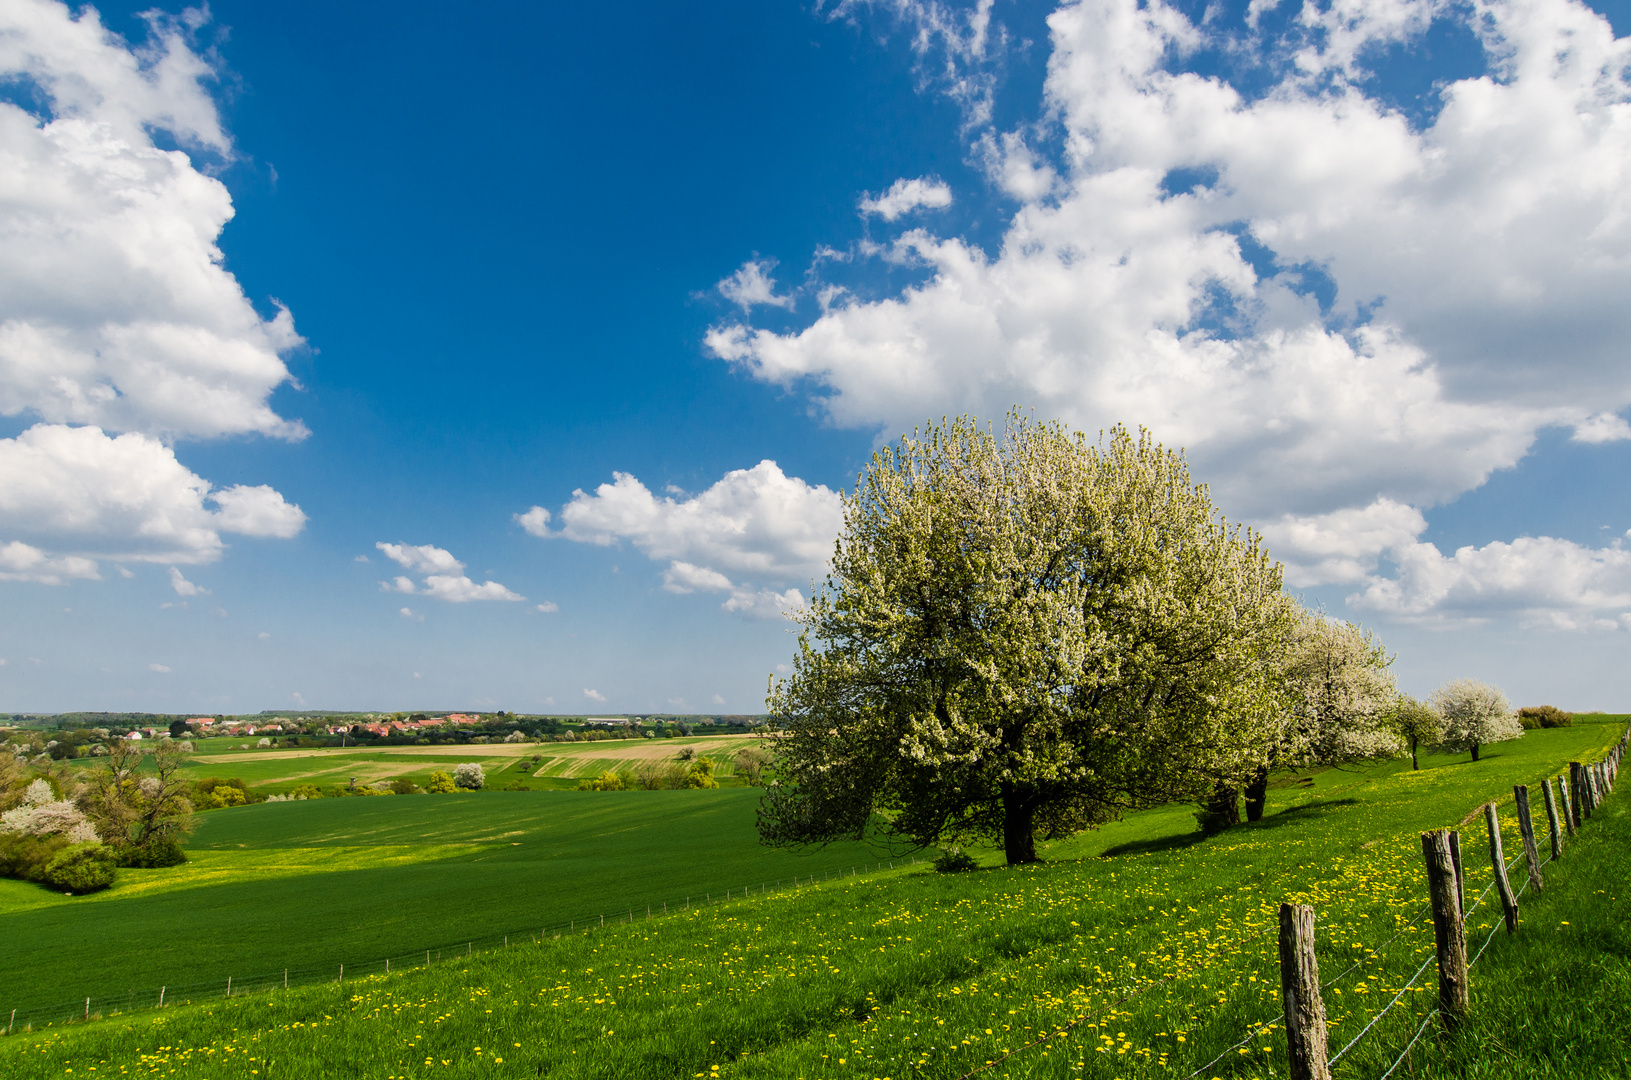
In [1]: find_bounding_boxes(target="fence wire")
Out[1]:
[1366,758,1602,1080]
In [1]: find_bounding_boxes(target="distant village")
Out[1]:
[0,711,768,759]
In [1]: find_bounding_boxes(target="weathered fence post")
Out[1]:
[1447,831,1466,918]
[83,998,89,1021]
[1570,762,1588,824]
[158,987,165,1008]
[1559,775,1576,837]
[1422,830,1470,1029]
[284,969,288,989]
[1277,903,1332,1080]
[1513,785,1543,891]
[225,977,232,998]
[1542,779,1562,859]
[1485,803,1519,933]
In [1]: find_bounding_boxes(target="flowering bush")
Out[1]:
[0,780,99,842]
[427,771,459,794]
[453,763,485,790]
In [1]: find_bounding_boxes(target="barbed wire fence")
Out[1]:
[951,724,1625,1080]
[1,855,922,1035]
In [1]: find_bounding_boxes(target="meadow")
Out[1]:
[160,734,757,793]
[0,787,882,1013]
[0,719,1622,1078]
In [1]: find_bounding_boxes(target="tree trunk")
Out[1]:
[1411,738,1420,770]
[1244,765,1270,822]
[1001,787,1039,865]
[1200,782,1241,834]
[1470,743,1480,762]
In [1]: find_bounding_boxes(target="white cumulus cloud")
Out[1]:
[375,542,523,603]
[533,460,841,619]
[1351,533,1631,631]
[584,688,606,702]
[0,540,98,584]
[0,424,306,564]
[717,259,795,311]
[0,1,308,581]
[858,177,953,220]
[514,506,551,537]
[167,566,205,596]
[713,0,1631,627]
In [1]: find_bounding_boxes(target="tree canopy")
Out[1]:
[759,416,1299,865]
[1431,678,1523,761]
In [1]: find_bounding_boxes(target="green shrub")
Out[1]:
[932,848,979,873]
[683,757,719,789]
[207,785,247,809]
[388,779,419,795]
[577,771,626,791]
[0,832,70,883]
[290,783,322,799]
[40,843,117,893]
[1518,705,1573,729]
[118,840,187,868]
[426,770,458,794]
[194,777,262,805]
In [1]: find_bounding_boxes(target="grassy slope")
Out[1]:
[1,721,1621,1079]
[0,789,881,1012]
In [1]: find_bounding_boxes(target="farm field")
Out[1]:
[64,734,760,794]
[0,720,1622,1078]
[0,786,883,1013]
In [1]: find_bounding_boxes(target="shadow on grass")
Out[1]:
[1100,831,1209,858]
[1251,798,1362,830]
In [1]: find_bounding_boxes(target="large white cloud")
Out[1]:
[0,1,308,580]
[0,0,306,440]
[712,0,1631,626]
[1351,534,1631,631]
[0,423,305,566]
[521,460,840,618]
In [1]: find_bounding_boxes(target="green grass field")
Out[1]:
[1,721,1623,1079]
[0,787,884,1013]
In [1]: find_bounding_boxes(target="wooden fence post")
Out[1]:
[1447,831,1465,917]
[1541,779,1563,860]
[1484,804,1519,932]
[1559,775,1576,837]
[1277,903,1332,1080]
[1422,829,1470,1029]
[1513,785,1542,891]
[1570,762,1588,824]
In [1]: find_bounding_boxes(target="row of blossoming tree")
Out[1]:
[759,415,1527,865]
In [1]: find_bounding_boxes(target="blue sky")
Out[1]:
[3,0,1631,714]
